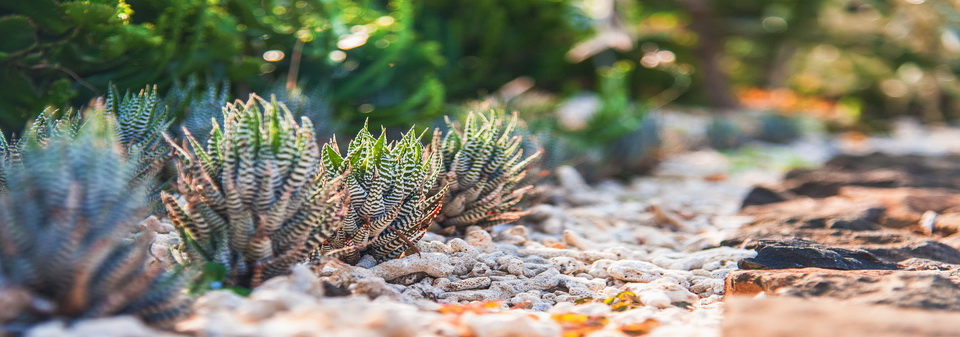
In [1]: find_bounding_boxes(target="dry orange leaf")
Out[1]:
[703,173,727,182]
[552,313,609,337]
[438,300,503,315]
[620,319,661,335]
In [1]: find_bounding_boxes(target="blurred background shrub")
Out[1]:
[3,0,960,158]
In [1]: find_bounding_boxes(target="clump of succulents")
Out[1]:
[430,112,539,234]
[163,95,346,289]
[0,121,190,332]
[0,85,172,197]
[320,125,444,264]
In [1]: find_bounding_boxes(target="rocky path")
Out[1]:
[722,151,960,337]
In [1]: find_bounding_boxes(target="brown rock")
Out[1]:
[783,167,905,198]
[934,213,960,236]
[740,197,885,231]
[838,186,960,229]
[723,296,960,337]
[725,268,960,310]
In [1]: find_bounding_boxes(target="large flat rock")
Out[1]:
[726,268,960,310]
[723,296,960,337]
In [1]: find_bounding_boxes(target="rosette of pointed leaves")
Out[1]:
[431,112,540,234]
[163,95,346,289]
[320,125,444,264]
[0,107,80,192]
[0,122,190,332]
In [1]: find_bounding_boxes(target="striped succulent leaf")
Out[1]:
[320,125,444,264]
[431,111,540,234]
[163,95,346,288]
[0,122,190,332]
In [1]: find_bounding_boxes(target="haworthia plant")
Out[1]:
[320,124,444,264]
[0,85,173,195]
[165,76,231,144]
[0,107,81,192]
[431,112,539,234]
[100,85,174,188]
[163,95,346,289]
[0,121,190,332]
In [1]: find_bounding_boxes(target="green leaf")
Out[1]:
[322,144,343,171]
[61,2,115,27]
[0,15,37,56]
[0,0,71,34]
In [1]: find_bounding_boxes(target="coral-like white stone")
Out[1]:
[606,260,666,282]
[369,253,454,281]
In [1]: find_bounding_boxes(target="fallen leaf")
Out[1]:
[438,300,503,315]
[703,173,727,182]
[620,319,661,335]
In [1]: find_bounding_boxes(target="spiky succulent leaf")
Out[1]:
[163,95,346,288]
[0,122,190,332]
[320,124,443,264]
[431,111,540,234]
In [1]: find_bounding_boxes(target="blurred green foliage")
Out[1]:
[0,0,595,134]
[4,0,960,139]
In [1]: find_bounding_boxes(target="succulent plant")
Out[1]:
[603,114,663,177]
[0,107,81,192]
[755,114,802,144]
[166,76,232,144]
[266,82,337,142]
[0,122,190,332]
[706,117,746,150]
[430,112,539,234]
[320,125,444,264]
[99,85,174,187]
[163,95,346,289]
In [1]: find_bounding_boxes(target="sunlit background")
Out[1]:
[2,0,959,134]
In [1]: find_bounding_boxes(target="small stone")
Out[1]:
[607,260,665,282]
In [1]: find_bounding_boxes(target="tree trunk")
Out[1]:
[678,0,739,109]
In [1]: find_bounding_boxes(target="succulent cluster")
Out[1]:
[163,95,346,288]
[431,112,539,234]
[320,126,444,264]
[0,78,549,332]
[0,123,189,332]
